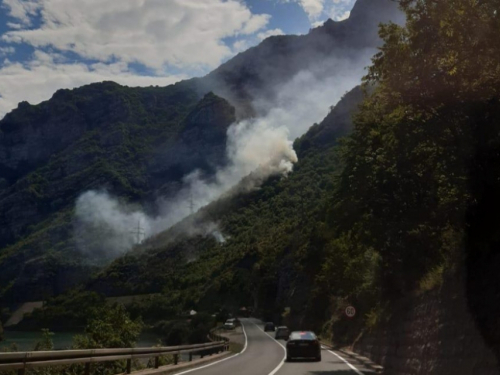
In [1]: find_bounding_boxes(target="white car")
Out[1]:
[224,321,235,330]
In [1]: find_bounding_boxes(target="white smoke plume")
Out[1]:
[150,112,299,231]
[74,191,151,260]
[74,48,374,260]
[74,112,297,258]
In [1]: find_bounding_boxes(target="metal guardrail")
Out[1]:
[0,341,227,375]
[207,327,230,343]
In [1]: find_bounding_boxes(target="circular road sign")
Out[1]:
[345,306,356,318]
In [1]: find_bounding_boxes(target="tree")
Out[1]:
[34,329,54,351]
[71,304,143,375]
[73,304,143,349]
[334,0,500,293]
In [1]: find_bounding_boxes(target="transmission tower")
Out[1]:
[130,220,145,244]
[188,191,195,215]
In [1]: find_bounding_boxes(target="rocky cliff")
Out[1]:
[353,269,500,374]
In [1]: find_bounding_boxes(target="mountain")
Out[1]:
[86,84,365,308]
[201,0,403,113]
[0,0,402,303]
[0,85,233,302]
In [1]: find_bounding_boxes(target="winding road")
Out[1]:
[173,318,374,375]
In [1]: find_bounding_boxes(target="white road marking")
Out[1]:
[250,321,286,375]
[173,322,249,375]
[327,350,364,375]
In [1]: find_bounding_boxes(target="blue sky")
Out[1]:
[0,0,356,117]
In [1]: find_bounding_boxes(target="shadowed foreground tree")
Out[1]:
[70,304,143,375]
[332,0,500,295]
[73,304,143,349]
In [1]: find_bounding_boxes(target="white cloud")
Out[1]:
[241,13,271,34]
[0,0,273,117]
[2,0,40,25]
[278,0,355,22]
[2,0,270,71]
[233,39,251,53]
[6,22,23,29]
[311,20,326,28]
[327,0,355,20]
[0,46,15,56]
[332,10,350,21]
[299,0,325,20]
[0,51,185,117]
[257,28,284,40]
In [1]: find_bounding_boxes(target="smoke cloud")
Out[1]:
[74,45,376,260]
[74,191,151,260]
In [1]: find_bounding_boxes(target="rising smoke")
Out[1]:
[74,45,378,260]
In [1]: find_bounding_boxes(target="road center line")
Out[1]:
[173,321,249,375]
[327,350,364,375]
[250,321,286,375]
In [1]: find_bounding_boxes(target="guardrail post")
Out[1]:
[85,362,91,375]
[174,354,179,365]
[126,359,132,374]
[189,352,193,361]
[154,356,159,369]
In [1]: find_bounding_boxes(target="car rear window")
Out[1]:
[289,331,316,340]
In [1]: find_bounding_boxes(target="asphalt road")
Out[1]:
[173,318,373,375]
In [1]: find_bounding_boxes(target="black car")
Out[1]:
[264,322,276,331]
[286,331,321,361]
[275,326,290,340]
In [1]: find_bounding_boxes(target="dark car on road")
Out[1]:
[275,326,290,340]
[286,331,321,361]
[264,322,275,332]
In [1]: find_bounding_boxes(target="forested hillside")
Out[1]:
[0,83,232,302]
[21,85,364,330]
[0,0,401,304]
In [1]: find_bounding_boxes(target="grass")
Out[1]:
[227,341,243,354]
